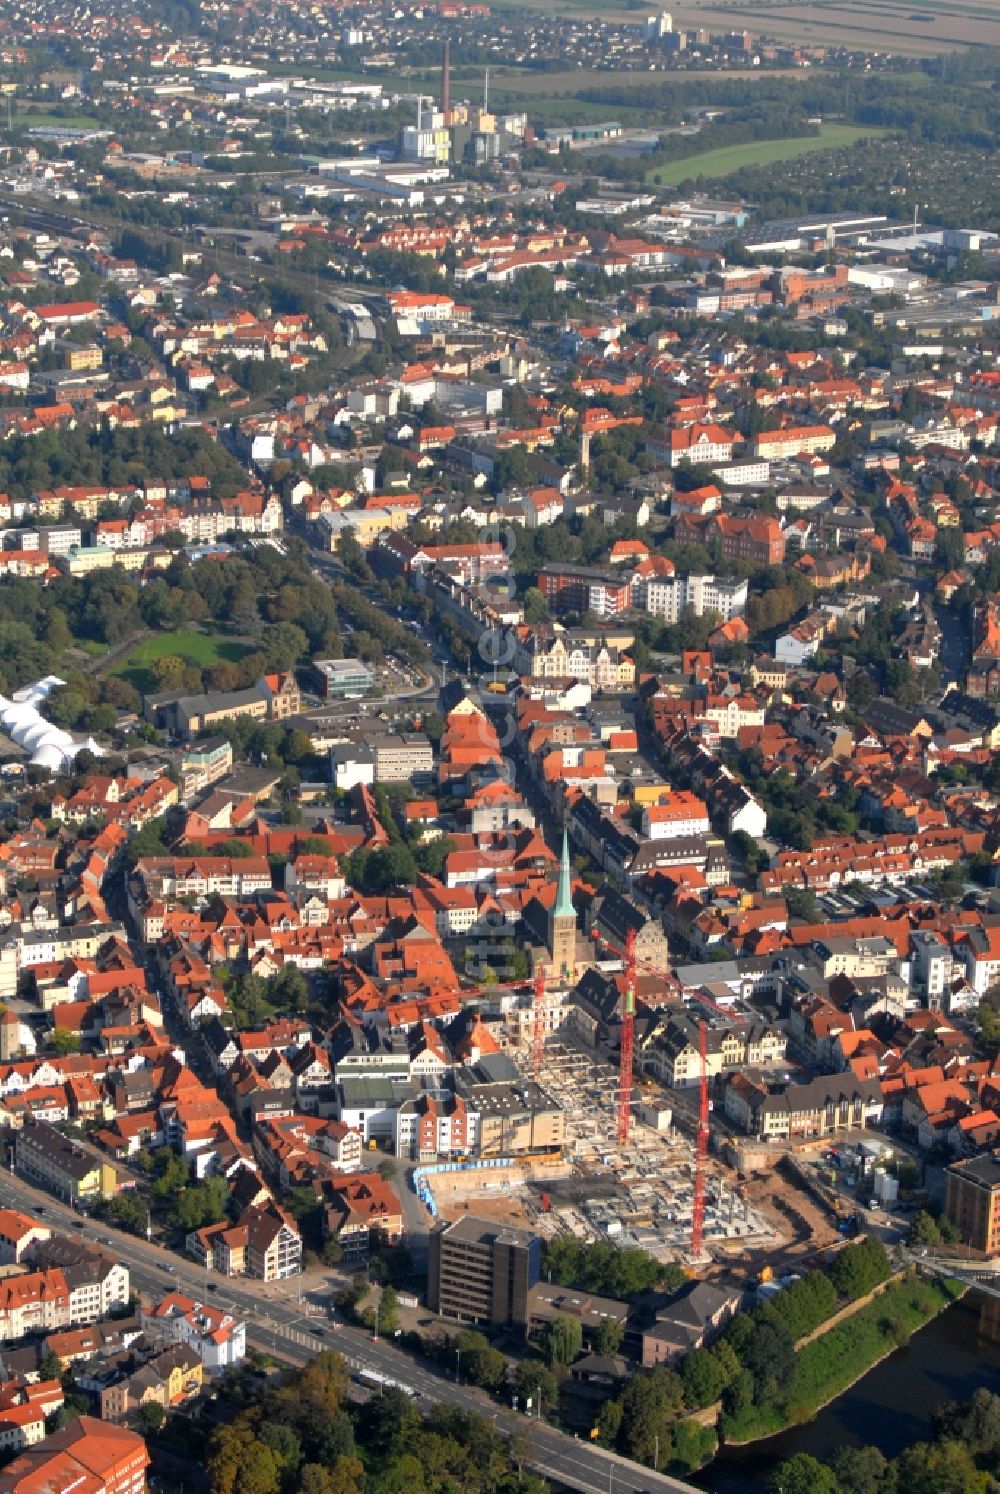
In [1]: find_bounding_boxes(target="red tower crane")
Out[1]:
[588,926,643,1146]
[532,963,546,1076]
[617,927,637,1145]
[691,1018,711,1258]
[686,988,746,1258]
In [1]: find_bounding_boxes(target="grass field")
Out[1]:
[646,123,886,185]
[13,111,105,131]
[112,630,254,692]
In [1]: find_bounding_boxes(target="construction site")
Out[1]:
[423,1029,775,1266]
[421,931,844,1275]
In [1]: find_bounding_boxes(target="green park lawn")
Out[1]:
[647,125,886,185]
[111,630,254,693]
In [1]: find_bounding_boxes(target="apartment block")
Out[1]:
[15,1120,120,1206]
[0,1417,149,1494]
[642,573,748,624]
[537,564,631,617]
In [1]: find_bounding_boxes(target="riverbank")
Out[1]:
[721,1270,965,1445]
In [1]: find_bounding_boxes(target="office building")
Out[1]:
[945,1153,1000,1254]
[428,1216,540,1327]
[313,657,377,699]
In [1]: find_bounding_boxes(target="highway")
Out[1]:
[1,1168,699,1494]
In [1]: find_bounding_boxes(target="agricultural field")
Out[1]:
[646,123,886,184]
[689,0,1000,54]
[111,630,254,693]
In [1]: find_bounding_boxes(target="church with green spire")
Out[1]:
[548,827,580,978]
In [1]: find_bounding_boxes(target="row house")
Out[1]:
[724,1072,884,1140]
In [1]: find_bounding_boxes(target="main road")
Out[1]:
[2,1168,699,1494]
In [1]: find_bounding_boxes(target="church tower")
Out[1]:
[549,829,577,977]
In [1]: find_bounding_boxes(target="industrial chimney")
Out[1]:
[441,39,451,121]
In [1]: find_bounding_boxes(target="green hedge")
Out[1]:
[723,1273,963,1443]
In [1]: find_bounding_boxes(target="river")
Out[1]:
[699,1291,1000,1492]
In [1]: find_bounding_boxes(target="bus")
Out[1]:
[357,1369,416,1398]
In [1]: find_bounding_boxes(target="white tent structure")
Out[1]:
[0,676,105,770]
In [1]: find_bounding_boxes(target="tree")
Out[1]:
[126,815,169,867]
[299,1460,364,1494]
[228,972,271,1030]
[48,1026,80,1055]
[271,963,309,1014]
[767,1453,839,1494]
[544,1314,583,1366]
[908,1210,943,1247]
[151,1148,190,1202]
[136,1402,167,1435]
[262,621,308,671]
[463,1342,507,1392]
[768,1271,837,1339]
[258,1420,302,1472]
[894,1439,988,1494]
[343,841,418,893]
[512,1360,557,1412]
[377,1285,399,1335]
[296,1467,336,1494]
[283,729,316,766]
[422,711,445,746]
[522,587,549,624]
[105,1193,150,1237]
[736,1312,796,1402]
[722,1368,754,1418]
[940,1387,1000,1457]
[829,1237,891,1301]
[207,1424,281,1494]
[38,1349,63,1382]
[173,1176,229,1231]
[322,1236,343,1267]
[594,1317,625,1356]
[828,1445,888,1493]
[681,1347,726,1409]
[540,1237,672,1299]
[597,1397,623,1446]
[412,834,455,880]
[670,1418,717,1475]
[149,654,188,690]
[617,1368,684,1465]
[784,885,819,923]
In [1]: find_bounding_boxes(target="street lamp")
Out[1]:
[455,1346,461,1385]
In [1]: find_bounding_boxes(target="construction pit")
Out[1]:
[426,1037,779,1267]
